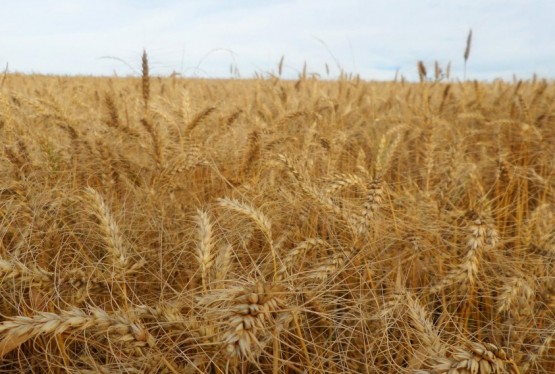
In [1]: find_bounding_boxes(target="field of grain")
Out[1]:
[0,60,554,373]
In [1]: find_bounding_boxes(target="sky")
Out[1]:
[0,0,553,81]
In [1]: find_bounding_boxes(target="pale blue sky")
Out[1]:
[0,0,553,80]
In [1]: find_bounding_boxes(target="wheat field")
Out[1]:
[0,57,553,373]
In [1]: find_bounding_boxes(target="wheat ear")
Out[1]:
[83,187,128,272]
[419,341,519,374]
[429,211,499,293]
[195,209,214,292]
[214,244,233,282]
[198,282,287,361]
[0,307,150,358]
[276,238,329,280]
[217,198,277,279]
[141,49,150,111]
[0,259,53,289]
[404,292,444,357]
[463,29,473,80]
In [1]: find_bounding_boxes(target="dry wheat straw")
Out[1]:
[520,323,555,372]
[3,61,555,373]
